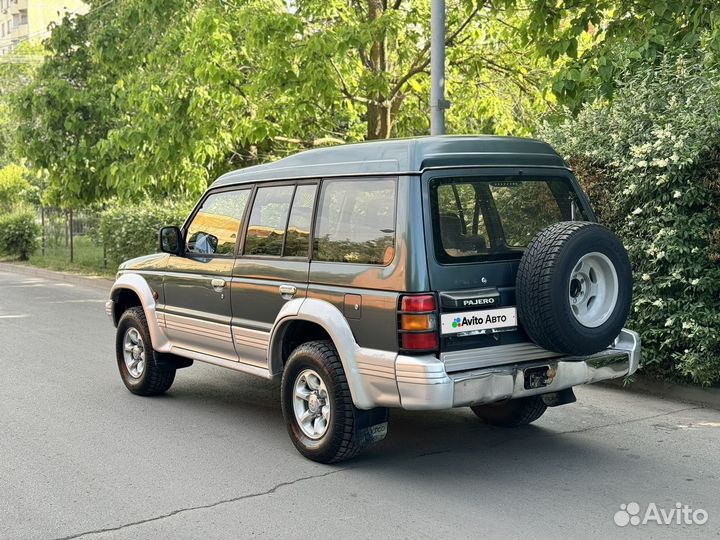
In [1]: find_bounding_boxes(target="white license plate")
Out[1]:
[440,307,517,335]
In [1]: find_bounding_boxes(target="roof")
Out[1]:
[211,135,568,187]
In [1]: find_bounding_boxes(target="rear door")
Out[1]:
[231,181,318,368]
[422,169,592,363]
[162,187,251,360]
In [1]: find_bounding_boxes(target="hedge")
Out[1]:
[542,54,720,385]
[98,201,192,265]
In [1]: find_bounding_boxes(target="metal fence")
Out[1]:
[38,207,107,269]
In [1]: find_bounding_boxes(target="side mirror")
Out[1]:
[160,226,183,256]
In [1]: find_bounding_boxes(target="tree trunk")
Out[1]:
[365,0,393,140]
[367,102,393,139]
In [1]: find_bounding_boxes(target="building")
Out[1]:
[0,0,87,55]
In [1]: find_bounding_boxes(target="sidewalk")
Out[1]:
[0,261,113,291]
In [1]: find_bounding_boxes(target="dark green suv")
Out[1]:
[106,136,640,463]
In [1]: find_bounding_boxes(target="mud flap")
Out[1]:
[355,407,390,448]
[542,387,577,407]
[155,352,194,369]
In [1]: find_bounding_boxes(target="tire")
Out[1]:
[115,307,176,396]
[281,341,364,463]
[516,221,632,355]
[470,396,547,427]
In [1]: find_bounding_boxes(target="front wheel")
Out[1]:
[281,341,378,463]
[116,307,175,396]
[470,396,547,427]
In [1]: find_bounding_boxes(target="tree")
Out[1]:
[0,42,44,166]
[14,0,196,206]
[236,0,548,140]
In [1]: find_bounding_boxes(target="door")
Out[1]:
[231,182,318,367]
[162,188,251,360]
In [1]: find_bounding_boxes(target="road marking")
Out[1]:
[0,314,30,319]
[46,299,105,304]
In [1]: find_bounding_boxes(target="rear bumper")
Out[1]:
[394,329,640,410]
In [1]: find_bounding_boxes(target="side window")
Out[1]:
[284,184,318,257]
[186,189,250,256]
[244,185,293,256]
[314,178,396,265]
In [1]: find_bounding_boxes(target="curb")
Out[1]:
[603,376,720,410]
[0,262,113,291]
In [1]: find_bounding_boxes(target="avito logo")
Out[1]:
[451,314,508,329]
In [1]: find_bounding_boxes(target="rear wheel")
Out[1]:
[470,396,547,427]
[281,341,371,463]
[116,307,175,396]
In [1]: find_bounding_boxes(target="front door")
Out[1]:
[162,188,251,360]
[231,182,317,367]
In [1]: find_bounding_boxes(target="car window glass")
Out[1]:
[432,177,587,263]
[314,179,396,265]
[245,185,293,256]
[284,184,317,257]
[186,189,250,256]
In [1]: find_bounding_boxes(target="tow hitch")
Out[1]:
[524,365,556,389]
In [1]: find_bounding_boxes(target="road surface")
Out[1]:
[1,268,719,539]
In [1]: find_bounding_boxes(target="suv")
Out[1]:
[106,136,640,463]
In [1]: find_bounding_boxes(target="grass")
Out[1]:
[14,235,116,278]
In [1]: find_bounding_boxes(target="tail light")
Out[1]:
[398,294,439,352]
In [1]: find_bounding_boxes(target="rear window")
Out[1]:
[430,176,588,263]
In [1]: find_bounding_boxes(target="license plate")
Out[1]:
[440,307,517,335]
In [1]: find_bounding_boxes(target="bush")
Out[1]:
[99,201,192,265]
[541,54,720,386]
[0,210,40,260]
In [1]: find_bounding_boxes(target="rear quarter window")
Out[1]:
[314,178,397,265]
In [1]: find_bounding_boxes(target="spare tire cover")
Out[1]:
[516,221,632,356]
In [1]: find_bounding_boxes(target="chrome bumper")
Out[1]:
[394,329,640,410]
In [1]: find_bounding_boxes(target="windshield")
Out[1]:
[429,176,589,263]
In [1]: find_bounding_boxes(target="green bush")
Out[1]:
[0,210,40,260]
[541,54,720,386]
[99,201,192,265]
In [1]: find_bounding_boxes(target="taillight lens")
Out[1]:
[401,332,439,351]
[398,294,438,352]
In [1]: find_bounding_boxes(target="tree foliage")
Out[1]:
[515,0,720,108]
[10,0,720,207]
[0,164,33,213]
[15,0,552,204]
[0,42,44,166]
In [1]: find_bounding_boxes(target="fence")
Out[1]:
[38,207,108,270]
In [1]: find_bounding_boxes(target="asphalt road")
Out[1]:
[1,268,719,540]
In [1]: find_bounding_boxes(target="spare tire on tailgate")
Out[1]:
[516,221,632,356]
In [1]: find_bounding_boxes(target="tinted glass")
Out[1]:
[284,184,317,257]
[314,179,396,265]
[244,185,293,256]
[186,189,250,255]
[431,176,587,262]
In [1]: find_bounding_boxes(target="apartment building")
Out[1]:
[0,0,87,55]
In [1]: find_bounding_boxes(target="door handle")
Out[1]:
[211,278,226,291]
[279,284,297,299]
